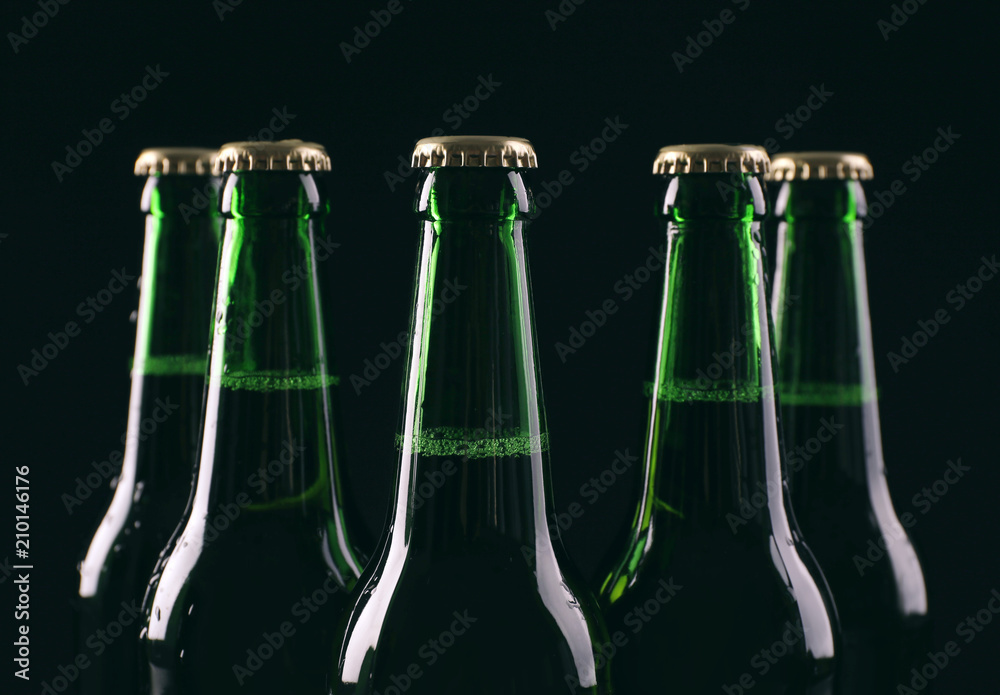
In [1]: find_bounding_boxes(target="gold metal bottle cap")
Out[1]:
[411,136,538,168]
[652,144,770,175]
[767,152,874,181]
[134,148,217,176]
[213,139,331,174]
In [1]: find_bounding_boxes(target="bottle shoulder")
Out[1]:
[602,507,823,606]
[600,514,837,664]
[142,515,354,639]
[337,540,609,694]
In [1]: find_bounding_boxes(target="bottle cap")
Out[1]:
[134,148,217,176]
[767,152,873,181]
[213,139,330,174]
[411,136,537,168]
[652,144,770,175]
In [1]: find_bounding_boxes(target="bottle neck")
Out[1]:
[207,171,331,391]
[389,168,551,553]
[134,174,221,377]
[118,175,220,489]
[189,172,353,564]
[772,180,885,486]
[640,173,782,529]
[772,180,877,405]
[650,175,770,400]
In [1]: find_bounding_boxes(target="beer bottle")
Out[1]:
[768,152,931,694]
[140,140,367,694]
[331,136,611,695]
[77,147,219,695]
[599,144,839,694]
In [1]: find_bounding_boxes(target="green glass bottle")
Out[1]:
[139,140,367,694]
[77,148,219,695]
[599,145,839,694]
[331,136,611,695]
[768,152,931,694]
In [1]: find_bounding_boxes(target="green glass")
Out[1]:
[599,167,839,694]
[77,167,220,695]
[771,177,931,694]
[139,168,368,694]
[331,162,612,694]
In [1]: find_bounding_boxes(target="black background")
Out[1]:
[3,0,998,692]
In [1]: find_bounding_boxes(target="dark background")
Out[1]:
[3,0,998,692]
